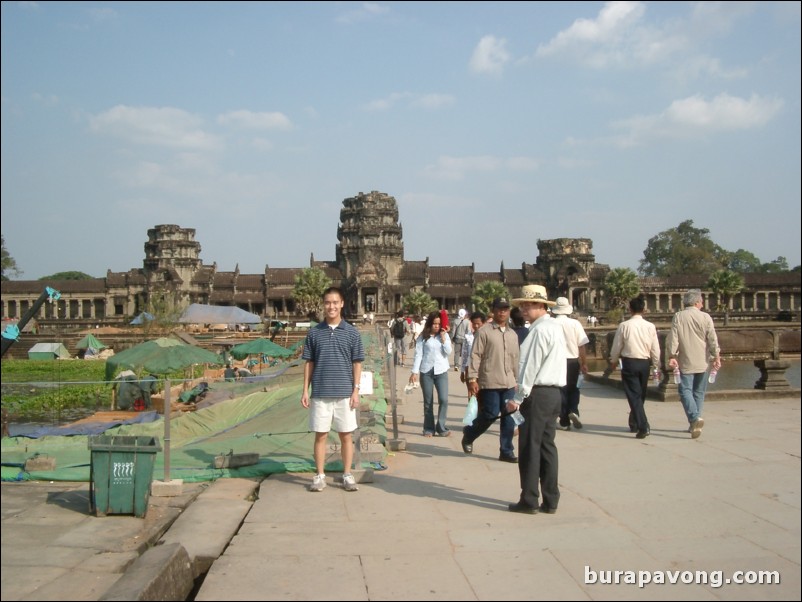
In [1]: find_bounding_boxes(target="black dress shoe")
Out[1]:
[498,454,518,463]
[461,437,473,454]
[635,429,650,439]
[508,502,537,514]
[538,504,557,514]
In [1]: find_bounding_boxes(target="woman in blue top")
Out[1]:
[408,311,452,437]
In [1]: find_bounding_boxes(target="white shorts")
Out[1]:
[309,397,357,433]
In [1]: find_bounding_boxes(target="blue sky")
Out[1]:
[2,1,800,280]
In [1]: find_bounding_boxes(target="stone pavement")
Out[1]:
[195,366,800,601]
[2,366,800,601]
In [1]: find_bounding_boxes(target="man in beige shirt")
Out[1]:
[665,289,721,439]
[608,296,661,439]
[463,297,520,462]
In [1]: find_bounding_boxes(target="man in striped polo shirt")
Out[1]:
[301,287,365,492]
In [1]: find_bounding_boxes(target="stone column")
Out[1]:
[754,359,791,390]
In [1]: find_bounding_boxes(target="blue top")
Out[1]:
[302,320,365,398]
[411,333,452,376]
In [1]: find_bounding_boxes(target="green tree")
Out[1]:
[726,249,762,273]
[39,271,94,281]
[707,269,744,326]
[759,256,789,273]
[402,290,438,318]
[471,281,510,315]
[1,235,22,281]
[292,267,332,320]
[604,268,640,319]
[638,220,728,277]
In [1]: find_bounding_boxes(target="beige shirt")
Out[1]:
[665,306,720,373]
[468,322,519,389]
[609,314,660,368]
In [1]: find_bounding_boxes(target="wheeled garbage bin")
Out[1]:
[88,435,161,517]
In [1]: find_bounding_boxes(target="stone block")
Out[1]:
[387,438,407,451]
[151,479,184,497]
[24,455,56,472]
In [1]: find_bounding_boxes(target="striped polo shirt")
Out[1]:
[302,320,365,398]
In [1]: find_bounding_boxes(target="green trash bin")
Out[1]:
[88,435,162,517]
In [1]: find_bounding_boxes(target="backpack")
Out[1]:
[391,319,406,339]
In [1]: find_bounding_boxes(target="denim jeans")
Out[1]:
[420,369,449,435]
[678,372,708,424]
[462,388,516,457]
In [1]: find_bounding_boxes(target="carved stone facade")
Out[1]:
[2,191,800,325]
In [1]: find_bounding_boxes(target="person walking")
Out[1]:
[451,308,470,371]
[607,296,661,439]
[505,284,565,514]
[300,287,365,492]
[408,311,452,437]
[551,297,590,431]
[459,311,487,391]
[462,297,520,463]
[389,311,409,366]
[665,289,721,439]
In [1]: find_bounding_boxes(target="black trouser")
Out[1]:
[559,358,581,424]
[517,386,561,509]
[621,357,650,433]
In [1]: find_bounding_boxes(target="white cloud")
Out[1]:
[536,1,645,62]
[90,105,220,150]
[470,35,511,75]
[336,2,390,24]
[409,94,456,109]
[217,110,293,130]
[611,93,784,146]
[362,92,410,111]
[31,92,59,105]
[362,92,454,111]
[534,0,757,74]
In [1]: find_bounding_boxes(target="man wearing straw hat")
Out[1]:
[506,285,566,515]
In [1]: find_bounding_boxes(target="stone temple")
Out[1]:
[1,191,799,325]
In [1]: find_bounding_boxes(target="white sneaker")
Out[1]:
[309,474,326,492]
[342,473,359,492]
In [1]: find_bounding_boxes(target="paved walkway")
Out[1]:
[2,366,799,601]
[196,366,800,601]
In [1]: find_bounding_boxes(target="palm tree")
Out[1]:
[471,281,510,315]
[292,267,332,321]
[707,269,744,326]
[403,290,438,318]
[604,268,640,322]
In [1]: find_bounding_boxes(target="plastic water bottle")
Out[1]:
[708,370,718,384]
[673,366,681,384]
[576,374,584,388]
[652,368,661,384]
[511,409,525,426]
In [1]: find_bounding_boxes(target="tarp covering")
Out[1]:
[2,331,389,482]
[229,338,295,360]
[179,304,262,325]
[75,333,108,350]
[130,312,155,325]
[28,342,70,360]
[1,372,388,482]
[105,337,223,381]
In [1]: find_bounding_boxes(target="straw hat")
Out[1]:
[511,284,556,307]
